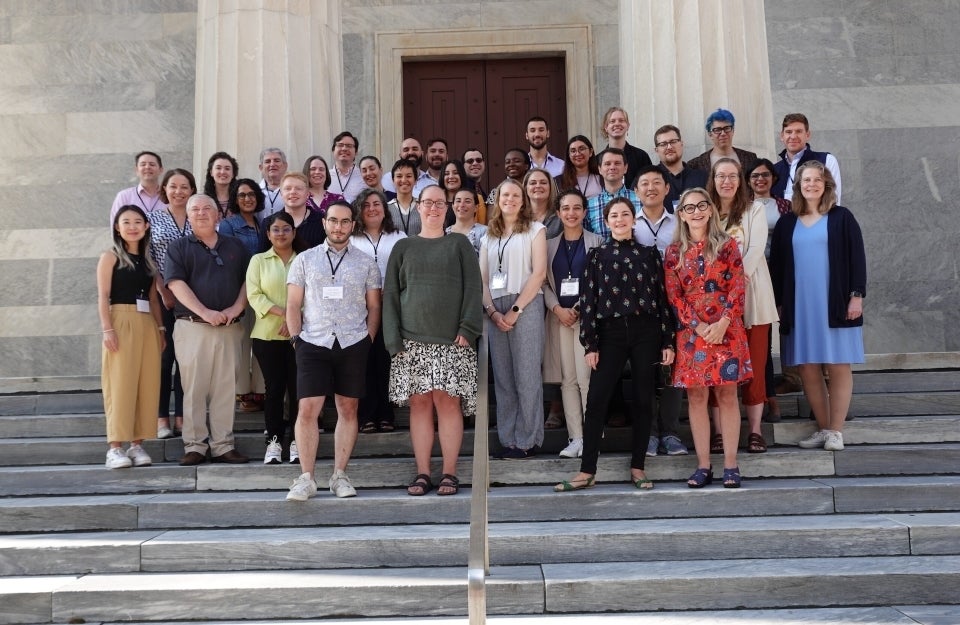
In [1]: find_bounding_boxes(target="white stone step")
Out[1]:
[0,464,195,496]
[772,415,960,446]
[835,443,960,476]
[821,475,960,513]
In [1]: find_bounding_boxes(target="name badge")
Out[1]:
[136,298,151,313]
[491,271,508,290]
[560,278,580,297]
[322,286,344,300]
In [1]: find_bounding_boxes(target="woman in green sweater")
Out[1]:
[383,184,484,496]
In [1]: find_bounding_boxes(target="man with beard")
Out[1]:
[258,148,288,217]
[413,137,448,198]
[462,147,488,201]
[653,125,707,212]
[525,117,564,178]
[382,136,432,194]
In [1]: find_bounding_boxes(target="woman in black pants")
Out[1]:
[554,197,676,491]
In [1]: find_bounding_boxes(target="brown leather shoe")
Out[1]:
[211,449,249,464]
[179,451,207,466]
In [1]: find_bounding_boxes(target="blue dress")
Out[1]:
[782,217,864,366]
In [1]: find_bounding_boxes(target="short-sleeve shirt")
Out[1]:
[164,234,250,317]
[585,187,639,241]
[287,242,382,349]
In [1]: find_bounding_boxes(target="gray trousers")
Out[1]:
[488,294,545,450]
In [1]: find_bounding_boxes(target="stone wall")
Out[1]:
[764,0,960,354]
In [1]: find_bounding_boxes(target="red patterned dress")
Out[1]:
[664,238,753,387]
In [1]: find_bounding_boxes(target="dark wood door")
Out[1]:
[403,57,567,192]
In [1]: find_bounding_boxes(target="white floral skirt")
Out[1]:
[389,339,478,416]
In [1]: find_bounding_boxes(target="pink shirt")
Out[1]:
[109,184,167,224]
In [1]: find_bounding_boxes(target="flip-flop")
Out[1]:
[633,476,654,490]
[553,475,595,492]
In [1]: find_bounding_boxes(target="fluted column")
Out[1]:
[619,0,775,158]
[193,0,344,177]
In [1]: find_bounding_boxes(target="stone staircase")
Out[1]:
[2,369,960,624]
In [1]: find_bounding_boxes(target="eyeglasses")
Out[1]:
[713,174,739,182]
[655,138,681,148]
[325,218,354,227]
[334,142,356,150]
[237,192,257,200]
[464,157,484,165]
[749,172,772,180]
[679,200,712,214]
[269,227,293,235]
[710,125,734,136]
[419,199,446,210]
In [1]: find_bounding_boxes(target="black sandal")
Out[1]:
[378,420,395,433]
[437,474,460,496]
[407,473,433,496]
[359,422,377,434]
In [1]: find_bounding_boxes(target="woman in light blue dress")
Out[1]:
[769,161,865,452]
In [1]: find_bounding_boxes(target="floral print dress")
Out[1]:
[663,238,752,387]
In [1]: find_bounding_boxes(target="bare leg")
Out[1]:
[714,384,741,469]
[686,386,711,469]
[824,363,853,432]
[408,393,435,476]
[798,364,830,430]
[745,403,763,435]
[332,395,359,472]
[434,390,464,477]
[294,396,325,477]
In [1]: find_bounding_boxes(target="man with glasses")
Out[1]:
[285,201,382,501]
[258,148,288,217]
[328,131,366,202]
[599,106,653,189]
[462,147,488,202]
[165,194,251,466]
[687,108,758,173]
[653,125,707,212]
[772,113,842,203]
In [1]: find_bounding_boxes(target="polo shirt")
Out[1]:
[164,234,250,317]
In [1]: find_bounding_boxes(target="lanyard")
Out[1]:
[265,186,281,210]
[326,248,348,281]
[638,214,666,253]
[363,231,382,264]
[167,208,188,236]
[137,189,160,213]
[335,165,355,194]
[561,234,582,277]
[396,200,415,234]
[496,232,516,272]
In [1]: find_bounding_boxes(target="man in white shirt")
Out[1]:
[525,116,564,178]
[328,131,366,202]
[772,113,842,203]
[382,136,433,194]
[110,151,167,223]
[259,148,288,216]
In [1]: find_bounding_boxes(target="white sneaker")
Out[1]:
[105,447,133,469]
[559,437,583,458]
[286,472,317,501]
[824,430,845,451]
[798,429,831,449]
[289,440,300,464]
[126,444,152,467]
[157,425,174,439]
[329,469,357,498]
[264,436,282,465]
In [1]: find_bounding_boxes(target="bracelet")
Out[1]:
[102,329,115,334]
[157,327,166,332]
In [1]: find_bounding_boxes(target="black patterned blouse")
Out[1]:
[579,237,676,353]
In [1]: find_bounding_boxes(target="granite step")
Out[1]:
[845,370,960,394]
[771,415,960,446]
[5,556,960,622]
[7,512,955,576]
[3,477,960,534]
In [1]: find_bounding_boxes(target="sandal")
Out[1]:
[553,475,595,492]
[544,412,563,429]
[710,433,723,454]
[747,432,767,454]
[406,473,433,496]
[723,466,742,488]
[378,420,395,433]
[437,474,460,496]
[632,474,654,490]
[359,422,378,434]
[687,466,713,488]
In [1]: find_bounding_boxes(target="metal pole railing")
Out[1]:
[467,326,490,624]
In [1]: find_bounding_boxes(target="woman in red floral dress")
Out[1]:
[664,188,752,488]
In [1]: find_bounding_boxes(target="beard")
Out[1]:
[405,155,424,170]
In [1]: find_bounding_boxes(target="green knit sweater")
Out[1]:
[382,233,483,356]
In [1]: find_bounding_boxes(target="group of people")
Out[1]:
[97,106,865,497]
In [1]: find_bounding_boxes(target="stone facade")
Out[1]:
[0,0,957,390]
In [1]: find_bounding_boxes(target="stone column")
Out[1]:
[618,0,775,159]
[194,0,344,178]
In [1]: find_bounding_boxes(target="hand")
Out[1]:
[158,331,167,353]
[847,297,863,320]
[702,318,730,345]
[278,321,290,338]
[202,309,227,325]
[661,348,675,366]
[553,306,577,327]
[454,334,470,347]
[493,312,513,333]
[222,305,244,324]
[585,351,599,370]
[160,289,175,310]
[102,330,119,353]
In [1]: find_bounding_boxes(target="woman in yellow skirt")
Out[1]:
[97,205,165,468]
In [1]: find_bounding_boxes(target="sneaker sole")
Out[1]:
[130,460,152,467]
[286,491,314,501]
[666,449,689,456]
[332,489,357,498]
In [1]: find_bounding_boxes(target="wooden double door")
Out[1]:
[402,56,568,192]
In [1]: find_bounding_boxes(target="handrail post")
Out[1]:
[467,325,490,623]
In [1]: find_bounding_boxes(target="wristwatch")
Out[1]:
[289,335,299,346]
[849,291,864,298]
[511,305,523,314]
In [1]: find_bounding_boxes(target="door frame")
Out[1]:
[374,25,595,166]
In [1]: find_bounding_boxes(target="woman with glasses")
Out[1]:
[687,109,758,173]
[384,184,482,496]
[481,179,548,459]
[769,162,865,453]
[302,155,344,217]
[664,188,752,488]
[246,211,299,464]
[350,188,406,434]
[553,196,674,491]
[556,135,603,199]
[707,159,778,454]
[220,179,267,413]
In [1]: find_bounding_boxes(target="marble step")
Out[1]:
[771,415,960,446]
[6,556,960,623]
[3,477,959,534]
[6,512,959,576]
[845,370,960,393]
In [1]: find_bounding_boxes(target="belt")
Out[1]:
[176,313,243,325]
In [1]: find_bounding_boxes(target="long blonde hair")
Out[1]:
[673,187,730,262]
[487,179,533,238]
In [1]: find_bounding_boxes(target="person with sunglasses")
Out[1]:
[687,108,758,173]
